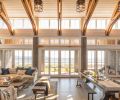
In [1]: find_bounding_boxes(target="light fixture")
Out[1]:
[34,0,43,12]
[76,0,85,13]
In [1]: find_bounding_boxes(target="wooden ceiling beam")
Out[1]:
[82,0,98,36]
[57,0,62,36]
[0,2,14,35]
[105,1,120,36]
[21,0,38,35]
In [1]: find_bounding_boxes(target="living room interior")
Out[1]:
[0,0,120,100]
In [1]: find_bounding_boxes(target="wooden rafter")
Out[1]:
[57,0,62,36]
[21,0,38,35]
[82,0,98,36]
[105,1,120,36]
[0,2,14,35]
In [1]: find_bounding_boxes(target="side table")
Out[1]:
[32,85,47,100]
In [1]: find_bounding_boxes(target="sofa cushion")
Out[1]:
[1,68,9,75]
[17,70,26,75]
[9,68,17,74]
[25,68,35,76]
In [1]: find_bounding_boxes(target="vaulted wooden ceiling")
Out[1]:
[2,0,117,18]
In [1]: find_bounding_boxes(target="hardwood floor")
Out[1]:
[51,78,88,100]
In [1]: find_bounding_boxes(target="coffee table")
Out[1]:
[0,79,28,90]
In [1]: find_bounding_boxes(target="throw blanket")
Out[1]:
[0,86,17,100]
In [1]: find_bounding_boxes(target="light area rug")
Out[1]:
[17,81,58,100]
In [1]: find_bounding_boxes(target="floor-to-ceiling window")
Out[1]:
[42,49,79,76]
[87,50,105,71]
[61,50,70,75]
[50,50,59,75]
[15,50,23,67]
[87,50,95,70]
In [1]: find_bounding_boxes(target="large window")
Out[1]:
[62,20,69,29]
[50,20,58,29]
[14,19,23,29]
[15,50,32,68]
[88,19,96,29]
[23,19,32,29]
[97,19,106,29]
[87,50,95,70]
[61,50,70,75]
[97,51,105,69]
[15,50,23,67]
[24,50,32,67]
[42,49,78,76]
[70,19,80,29]
[39,19,49,29]
[50,50,58,75]
[87,50,105,71]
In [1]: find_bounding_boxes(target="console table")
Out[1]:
[78,72,120,100]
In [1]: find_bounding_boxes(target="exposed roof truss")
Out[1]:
[21,0,38,35]
[0,1,14,35]
[105,0,120,36]
[81,0,98,36]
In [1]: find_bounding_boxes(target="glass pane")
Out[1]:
[97,20,106,29]
[50,20,58,29]
[61,50,69,75]
[15,50,23,67]
[62,20,69,29]
[14,19,23,29]
[70,19,80,29]
[23,19,32,29]
[88,19,96,29]
[50,50,58,75]
[24,50,32,67]
[87,50,95,70]
[39,19,49,29]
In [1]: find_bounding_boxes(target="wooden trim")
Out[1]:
[38,45,81,48]
[105,1,120,36]
[0,2,14,35]
[21,0,38,35]
[82,0,98,36]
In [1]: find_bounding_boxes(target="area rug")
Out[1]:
[17,81,58,100]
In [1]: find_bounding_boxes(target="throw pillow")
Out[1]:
[25,68,35,75]
[9,68,17,74]
[1,68,9,75]
[17,70,26,75]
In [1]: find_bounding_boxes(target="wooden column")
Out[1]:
[81,36,87,72]
[33,37,38,68]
